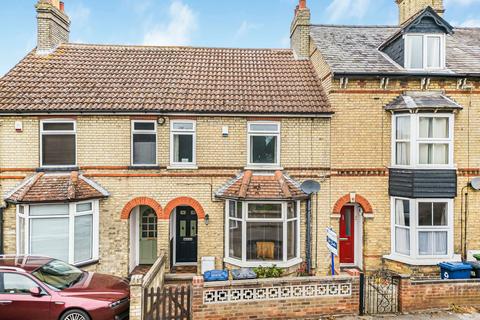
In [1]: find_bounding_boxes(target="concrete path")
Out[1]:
[331,311,480,319]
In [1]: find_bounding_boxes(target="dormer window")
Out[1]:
[405,34,445,70]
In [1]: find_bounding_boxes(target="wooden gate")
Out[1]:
[360,270,400,315]
[144,285,192,320]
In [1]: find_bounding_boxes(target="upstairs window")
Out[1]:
[393,114,453,168]
[132,121,157,166]
[170,120,196,168]
[248,122,280,167]
[41,120,76,167]
[405,34,445,70]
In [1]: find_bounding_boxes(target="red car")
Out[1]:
[0,255,129,320]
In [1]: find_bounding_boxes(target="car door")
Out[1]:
[0,272,52,320]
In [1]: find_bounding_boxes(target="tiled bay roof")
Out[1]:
[385,91,463,111]
[216,170,307,201]
[310,25,480,75]
[0,44,331,114]
[5,172,109,203]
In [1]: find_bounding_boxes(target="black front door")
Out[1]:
[175,206,198,263]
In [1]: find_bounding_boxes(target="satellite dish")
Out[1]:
[301,180,321,195]
[470,177,480,191]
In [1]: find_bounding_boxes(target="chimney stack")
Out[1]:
[290,0,311,60]
[36,0,70,54]
[396,0,445,24]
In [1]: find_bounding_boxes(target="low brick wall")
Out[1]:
[192,275,359,320]
[399,277,480,312]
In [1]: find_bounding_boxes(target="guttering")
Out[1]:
[332,71,480,79]
[0,111,334,118]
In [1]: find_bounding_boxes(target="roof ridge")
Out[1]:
[310,24,399,28]
[61,43,293,52]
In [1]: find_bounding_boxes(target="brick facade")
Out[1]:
[0,115,331,277]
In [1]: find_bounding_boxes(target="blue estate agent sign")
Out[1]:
[326,227,338,256]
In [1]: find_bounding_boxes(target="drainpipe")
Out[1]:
[305,196,312,274]
[0,207,4,255]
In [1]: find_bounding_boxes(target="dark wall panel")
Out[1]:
[389,168,457,198]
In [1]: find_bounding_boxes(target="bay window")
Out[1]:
[170,120,196,168]
[41,120,76,167]
[132,120,157,166]
[405,34,445,70]
[390,197,453,263]
[225,200,300,267]
[16,201,99,265]
[247,122,280,167]
[392,114,453,168]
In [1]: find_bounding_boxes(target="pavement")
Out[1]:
[329,311,480,319]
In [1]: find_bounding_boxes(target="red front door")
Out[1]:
[339,206,355,264]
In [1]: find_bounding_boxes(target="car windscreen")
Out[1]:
[31,259,83,290]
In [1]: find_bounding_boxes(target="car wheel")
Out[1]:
[60,309,91,320]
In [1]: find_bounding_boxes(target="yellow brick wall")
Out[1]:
[0,115,331,276]
[310,43,480,273]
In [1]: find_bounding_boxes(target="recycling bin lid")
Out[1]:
[438,262,473,271]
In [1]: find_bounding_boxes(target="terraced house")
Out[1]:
[0,0,333,277]
[1,0,480,280]
[292,0,480,275]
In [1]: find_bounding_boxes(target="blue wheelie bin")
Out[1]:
[438,262,472,280]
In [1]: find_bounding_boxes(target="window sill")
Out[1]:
[167,165,198,170]
[36,166,79,172]
[223,257,302,269]
[244,166,283,171]
[383,253,461,266]
[75,259,99,268]
[128,166,161,170]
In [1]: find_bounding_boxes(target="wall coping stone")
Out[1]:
[202,275,357,288]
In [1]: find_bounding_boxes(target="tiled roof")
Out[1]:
[0,44,331,115]
[215,170,307,201]
[310,25,480,75]
[385,91,463,111]
[5,171,109,203]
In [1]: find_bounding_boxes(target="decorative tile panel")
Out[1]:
[203,282,352,304]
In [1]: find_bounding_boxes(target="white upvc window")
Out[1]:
[16,200,100,266]
[404,34,445,70]
[131,120,157,166]
[247,122,281,168]
[224,200,301,268]
[40,120,77,167]
[390,197,454,263]
[170,120,196,168]
[392,113,453,168]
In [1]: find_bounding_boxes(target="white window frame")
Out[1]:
[391,113,454,169]
[247,121,281,169]
[388,197,455,265]
[224,200,301,268]
[404,33,446,71]
[40,119,77,168]
[16,200,100,266]
[131,120,158,166]
[169,120,197,169]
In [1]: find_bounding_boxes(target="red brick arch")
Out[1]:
[163,196,206,220]
[120,197,163,220]
[332,193,373,215]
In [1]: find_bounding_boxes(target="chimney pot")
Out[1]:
[60,1,64,12]
[299,0,307,9]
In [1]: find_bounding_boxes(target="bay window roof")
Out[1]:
[5,171,109,204]
[216,170,308,201]
[385,91,463,112]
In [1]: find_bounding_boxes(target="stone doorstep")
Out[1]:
[164,273,197,282]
